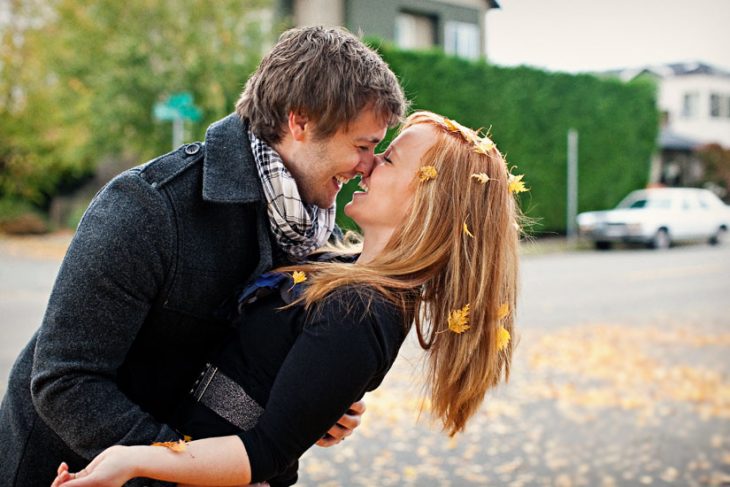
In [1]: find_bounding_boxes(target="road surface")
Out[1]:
[1,236,728,486]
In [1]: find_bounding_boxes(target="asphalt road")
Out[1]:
[1,238,728,486]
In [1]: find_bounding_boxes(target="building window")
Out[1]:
[681,92,699,118]
[710,93,721,118]
[444,21,480,60]
[395,12,436,51]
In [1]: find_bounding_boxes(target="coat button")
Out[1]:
[184,143,200,155]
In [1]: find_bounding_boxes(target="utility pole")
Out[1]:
[567,129,579,240]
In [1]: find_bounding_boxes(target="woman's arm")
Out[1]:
[52,436,251,487]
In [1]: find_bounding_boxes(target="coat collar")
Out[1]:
[202,113,263,203]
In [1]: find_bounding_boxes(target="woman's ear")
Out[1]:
[288,111,310,142]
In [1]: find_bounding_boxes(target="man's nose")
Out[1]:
[354,152,376,178]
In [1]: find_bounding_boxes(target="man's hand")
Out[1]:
[316,400,366,447]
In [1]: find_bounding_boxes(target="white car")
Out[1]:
[576,187,730,250]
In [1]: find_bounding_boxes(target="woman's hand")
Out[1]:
[51,446,137,487]
[316,400,366,447]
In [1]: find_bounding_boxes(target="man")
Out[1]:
[0,26,406,486]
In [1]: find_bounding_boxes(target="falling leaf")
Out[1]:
[498,303,510,320]
[463,221,474,238]
[292,271,307,285]
[497,326,511,351]
[418,166,438,182]
[471,173,491,184]
[151,440,187,452]
[508,174,528,194]
[448,304,471,334]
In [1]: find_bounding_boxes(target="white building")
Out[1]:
[618,62,730,148]
[609,62,730,187]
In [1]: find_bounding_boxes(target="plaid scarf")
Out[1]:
[248,127,335,259]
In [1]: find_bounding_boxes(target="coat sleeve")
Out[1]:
[238,289,405,483]
[30,169,181,460]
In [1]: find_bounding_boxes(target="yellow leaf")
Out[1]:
[448,304,471,334]
[473,138,496,155]
[443,117,479,145]
[496,326,511,351]
[443,118,460,132]
[471,173,491,184]
[418,166,438,182]
[463,221,474,238]
[151,440,187,452]
[497,303,510,320]
[292,271,307,285]
[508,174,528,194]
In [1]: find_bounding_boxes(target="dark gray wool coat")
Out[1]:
[0,113,274,487]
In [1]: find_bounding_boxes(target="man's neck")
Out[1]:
[271,136,294,172]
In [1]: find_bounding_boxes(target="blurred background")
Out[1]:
[1,0,729,485]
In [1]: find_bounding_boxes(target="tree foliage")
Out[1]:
[1,0,273,206]
[697,144,730,199]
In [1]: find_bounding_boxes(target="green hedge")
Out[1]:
[338,45,659,233]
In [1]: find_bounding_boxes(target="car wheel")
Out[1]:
[594,241,612,250]
[649,228,670,250]
[709,227,727,246]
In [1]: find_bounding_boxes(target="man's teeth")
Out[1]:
[335,175,349,185]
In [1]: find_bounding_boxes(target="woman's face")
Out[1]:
[344,123,437,232]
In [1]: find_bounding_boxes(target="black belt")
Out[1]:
[190,363,264,431]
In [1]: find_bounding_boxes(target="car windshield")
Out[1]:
[617,194,672,210]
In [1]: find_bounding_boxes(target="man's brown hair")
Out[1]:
[236,26,407,144]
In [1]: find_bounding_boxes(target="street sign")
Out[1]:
[153,91,202,122]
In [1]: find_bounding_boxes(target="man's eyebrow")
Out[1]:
[355,136,383,144]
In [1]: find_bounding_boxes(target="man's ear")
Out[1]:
[288,111,310,142]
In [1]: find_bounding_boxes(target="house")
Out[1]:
[277,0,500,60]
[612,62,730,186]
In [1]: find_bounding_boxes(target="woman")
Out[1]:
[52,111,523,487]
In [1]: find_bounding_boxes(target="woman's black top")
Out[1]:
[171,270,408,486]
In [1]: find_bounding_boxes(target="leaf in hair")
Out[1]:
[508,174,528,194]
[418,166,438,182]
[447,304,471,334]
[292,271,307,285]
[473,138,496,155]
[471,173,491,184]
[497,303,510,320]
[496,326,511,351]
[463,222,474,238]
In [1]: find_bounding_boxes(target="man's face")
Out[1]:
[286,108,387,208]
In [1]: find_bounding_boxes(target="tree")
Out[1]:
[698,143,730,200]
[1,0,275,208]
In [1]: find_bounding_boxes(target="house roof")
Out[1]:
[658,129,703,151]
[606,61,730,81]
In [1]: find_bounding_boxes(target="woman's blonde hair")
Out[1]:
[283,111,522,436]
